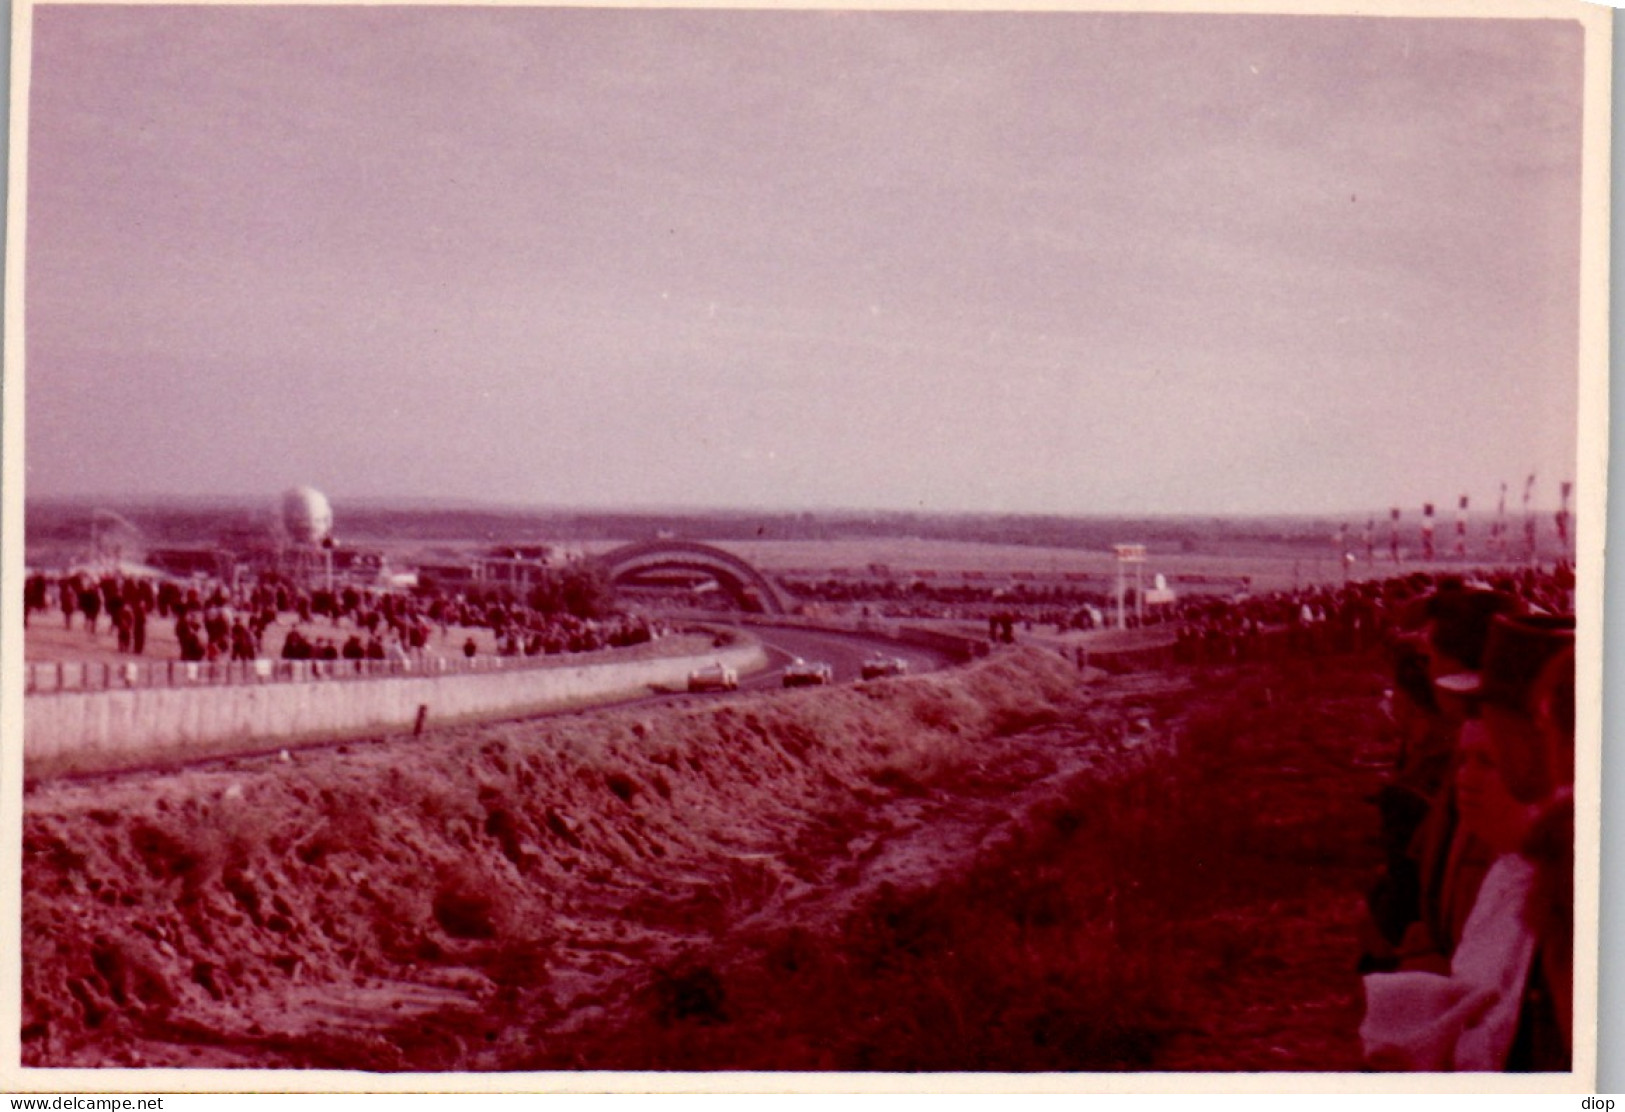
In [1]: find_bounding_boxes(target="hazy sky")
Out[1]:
[23,6,1589,516]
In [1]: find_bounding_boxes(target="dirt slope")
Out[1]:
[23,646,1389,1072]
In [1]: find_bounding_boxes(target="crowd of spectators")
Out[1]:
[783,575,1124,627]
[1170,565,1573,666]
[23,569,664,667]
[782,562,1574,663]
[25,571,155,654]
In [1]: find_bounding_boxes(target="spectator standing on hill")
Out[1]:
[1475,617,1575,1069]
[1361,588,1522,969]
[1517,645,1575,1069]
[1360,614,1575,1072]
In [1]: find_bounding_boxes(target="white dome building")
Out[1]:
[281,486,334,547]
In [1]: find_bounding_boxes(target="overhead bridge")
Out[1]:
[596,540,794,615]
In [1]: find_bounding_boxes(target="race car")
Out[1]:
[860,654,910,680]
[781,657,835,687]
[687,662,740,692]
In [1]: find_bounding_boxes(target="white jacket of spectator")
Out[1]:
[1359,854,1537,1070]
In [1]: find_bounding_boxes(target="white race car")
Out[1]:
[687,662,740,692]
[781,658,835,687]
[860,655,910,680]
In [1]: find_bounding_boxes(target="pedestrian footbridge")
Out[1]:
[596,540,793,615]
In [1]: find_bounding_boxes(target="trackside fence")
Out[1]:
[26,651,617,695]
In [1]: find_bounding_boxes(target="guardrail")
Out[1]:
[24,654,558,694]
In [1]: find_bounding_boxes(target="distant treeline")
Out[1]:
[27,498,1357,554]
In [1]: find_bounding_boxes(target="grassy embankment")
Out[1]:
[525,652,1391,1072]
[24,646,1390,1071]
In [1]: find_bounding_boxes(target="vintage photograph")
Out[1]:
[6,0,1609,1086]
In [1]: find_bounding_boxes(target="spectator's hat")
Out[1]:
[1423,588,1520,717]
[1478,613,1576,716]
[1425,587,1521,671]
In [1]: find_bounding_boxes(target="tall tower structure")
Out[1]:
[281,486,336,589]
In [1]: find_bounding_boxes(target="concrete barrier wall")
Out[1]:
[26,639,767,778]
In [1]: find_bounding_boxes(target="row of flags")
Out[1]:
[1338,476,1573,565]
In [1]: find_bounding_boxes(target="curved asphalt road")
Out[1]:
[714,624,954,692]
[53,625,957,783]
